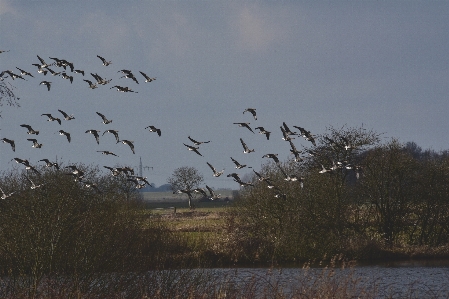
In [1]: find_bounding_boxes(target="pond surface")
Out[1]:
[205,260,449,298]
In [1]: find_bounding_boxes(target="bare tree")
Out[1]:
[0,81,20,118]
[167,166,204,208]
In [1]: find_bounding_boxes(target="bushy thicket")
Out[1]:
[0,163,183,297]
[225,126,449,264]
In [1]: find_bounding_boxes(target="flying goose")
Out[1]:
[110,85,137,93]
[230,157,247,169]
[36,55,53,68]
[128,175,151,186]
[188,136,210,145]
[41,113,61,125]
[97,150,118,157]
[0,187,15,200]
[282,122,297,136]
[1,138,15,152]
[262,153,280,164]
[280,126,295,141]
[127,178,147,189]
[293,126,316,146]
[103,166,122,176]
[39,158,60,169]
[85,130,100,144]
[16,67,34,78]
[58,130,71,143]
[319,164,331,174]
[183,143,202,156]
[193,187,208,198]
[227,172,241,181]
[243,108,257,120]
[65,165,85,181]
[20,124,39,135]
[58,109,75,120]
[61,72,73,84]
[103,129,120,143]
[39,81,52,91]
[139,71,156,82]
[288,140,303,162]
[27,138,42,148]
[24,175,44,189]
[83,79,98,89]
[97,55,112,66]
[0,50,10,54]
[255,127,270,140]
[91,73,111,85]
[233,122,255,134]
[74,69,84,76]
[206,162,224,177]
[96,112,112,124]
[145,125,161,136]
[46,67,61,76]
[240,138,254,153]
[79,180,102,192]
[206,185,221,200]
[120,72,139,84]
[119,140,135,154]
[32,64,48,75]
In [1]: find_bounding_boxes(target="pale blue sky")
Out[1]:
[1,1,448,189]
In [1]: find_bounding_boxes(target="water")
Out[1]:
[205,260,449,298]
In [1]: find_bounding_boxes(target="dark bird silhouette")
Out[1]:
[234,122,255,134]
[103,129,120,143]
[243,108,257,120]
[58,130,71,143]
[97,150,118,157]
[20,124,39,135]
[39,81,51,91]
[206,185,221,200]
[97,55,112,66]
[41,113,61,125]
[1,138,15,152]
[39,158,60,170]
[96,112,112,124]
[240,138,254,153]
[83,79,98,89]
[16,67,34,78]
[255,126,270,140]
[58,109,75,120]
[119,140,135,154]
[85,130,100,144]
[110,85,137,93]
[183,143,202,156]
[139,71,156,82]
[145,125,161,136]
[206,162,224,177]
[27,138,42,148]
[188,136,210,145]
[230,157,247,169]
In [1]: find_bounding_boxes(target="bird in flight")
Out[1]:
[103,129,120,143]
[240,138,254,153]
[206,162,224,177]
[96,112,113,124]
[39,81,52,91]
[139,71,156,82]
[188,136,210,145]
[234,122,255,134]
[27,138,43,148]
[58,109,75,120]
[119,140,135,154]
[183,143,202,156]
[58,130,71,143]
[255,126,270,140]
[1,138,15,152]
[243,108,257,120]
[41,113,61,125]
[85,130,101,145]
[20,124,39,135]
[97,55,112,66]
[145,125,161,136]
[97,150,119,157]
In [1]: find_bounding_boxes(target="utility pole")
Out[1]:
[138,157,153,177]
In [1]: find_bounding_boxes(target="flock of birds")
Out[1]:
[0,50,361,204]
[0,52,160,199]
